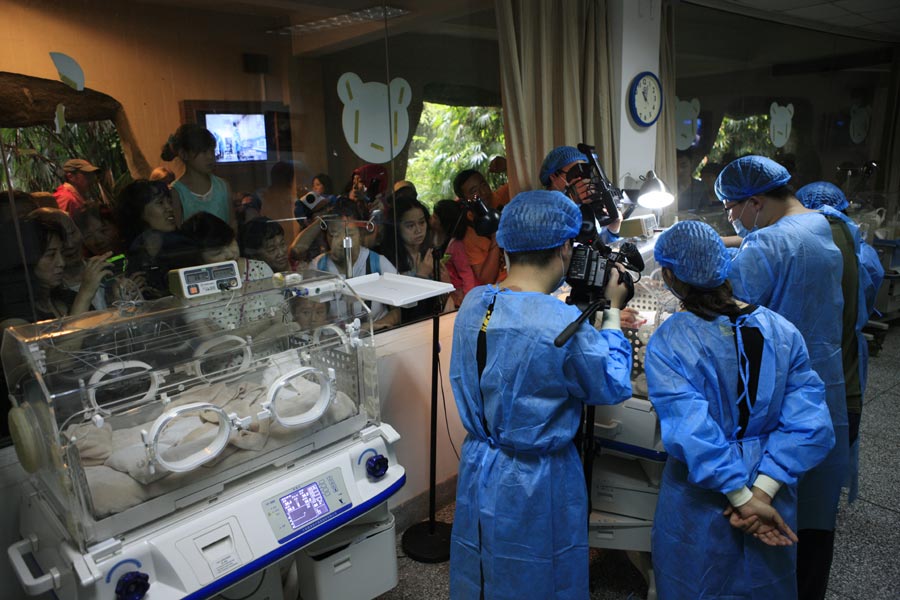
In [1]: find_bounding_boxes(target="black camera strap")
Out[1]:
[475,294,498,442]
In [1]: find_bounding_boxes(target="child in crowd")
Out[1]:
[432,199,477,308]
[240,217,290,273]
[377,195,438,322]
[161,124,233,229]
[311,199,399,331]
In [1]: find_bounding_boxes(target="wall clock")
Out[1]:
[628,71,662,127]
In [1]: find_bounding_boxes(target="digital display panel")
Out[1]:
[185,271,211,284]
[212,266,236,279]
[279,482,330,530]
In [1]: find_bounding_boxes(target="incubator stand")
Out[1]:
[2,269,405,600]
[587,236,675,600]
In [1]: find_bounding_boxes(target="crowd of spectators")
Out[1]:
[0,123,523,334]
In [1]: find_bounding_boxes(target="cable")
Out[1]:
[437,354,460,461]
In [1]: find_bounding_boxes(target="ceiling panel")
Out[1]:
[702,0,900,40]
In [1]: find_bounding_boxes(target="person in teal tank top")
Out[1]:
[161,124,234,229]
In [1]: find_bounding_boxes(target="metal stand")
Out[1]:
[401,248,453,563]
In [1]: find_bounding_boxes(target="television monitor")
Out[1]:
[203,113,268,163]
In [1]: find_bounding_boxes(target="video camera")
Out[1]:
[554,146,644,347]
[565,240,644,310]
[565,143,634,245]
[465,194,500,237]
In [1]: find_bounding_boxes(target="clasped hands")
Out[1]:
[722,487,798,547]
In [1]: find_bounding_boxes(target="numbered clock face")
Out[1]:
[629,72,662,127]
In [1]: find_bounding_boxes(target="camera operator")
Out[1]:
[448,190,633,600]
[453,169,508,285]
[540,145,623,240]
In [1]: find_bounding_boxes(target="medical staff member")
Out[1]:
[540,146,623,241]
[645,221,835,599]
[448,190,633,600]
[797,181,885,502]
[717,156,846,600]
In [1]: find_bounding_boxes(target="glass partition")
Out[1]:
[0,0,504,446]
[673,3,898,234]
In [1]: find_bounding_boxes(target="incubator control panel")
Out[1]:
[168,260,241,298]
[262,467,353,543]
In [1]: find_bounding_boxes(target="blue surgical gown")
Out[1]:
[728,212,847,531]
[646,307,834,599]
[449,285,632,600]
[820,206,885,501]
[820,205,885,394]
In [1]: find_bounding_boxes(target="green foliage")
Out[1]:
[406,103,506,208]
[1,121,130,199]
[708,114,777,165]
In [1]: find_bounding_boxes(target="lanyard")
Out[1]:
[475,294,498,445]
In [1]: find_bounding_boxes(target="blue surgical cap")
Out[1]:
[497,190,581,253]
[796,181,849,212]
[539,146,588,187]
[714,156,791,203]
[654,221,730,289]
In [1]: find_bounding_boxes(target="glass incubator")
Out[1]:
[3,267,405,600]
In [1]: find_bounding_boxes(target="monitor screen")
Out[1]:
[279,482,331,530]
[204,113,268,163]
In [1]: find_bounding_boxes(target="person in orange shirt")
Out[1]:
[453,169,506,285]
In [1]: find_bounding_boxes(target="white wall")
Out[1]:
[608,0,663,189]
[377,313,465,509]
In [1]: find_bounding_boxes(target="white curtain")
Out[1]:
[654,0,678,226]
[495,0,614,197]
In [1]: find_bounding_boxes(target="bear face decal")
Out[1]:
[849,104,870,145]
[769,102,794,149]
[675,97,701,151]
[337,72,412,164]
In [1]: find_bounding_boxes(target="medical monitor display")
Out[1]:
[204,113,268,163]
[279,482,331,530]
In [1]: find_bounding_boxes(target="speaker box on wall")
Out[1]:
[242,53,270,75]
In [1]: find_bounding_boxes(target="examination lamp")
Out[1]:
[636,170,674,209]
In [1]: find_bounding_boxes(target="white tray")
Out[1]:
[346,273,455,307]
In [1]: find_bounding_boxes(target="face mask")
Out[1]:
[732,219,750,237]
[731,200,758,237]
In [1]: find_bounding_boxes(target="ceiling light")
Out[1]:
[269,6,410,35]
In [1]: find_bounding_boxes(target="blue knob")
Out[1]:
[365,454,389,478]
[115,571,150,600]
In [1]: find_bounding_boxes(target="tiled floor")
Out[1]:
[379,325,900,600]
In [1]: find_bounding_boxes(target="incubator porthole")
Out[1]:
[264,366,335,428]
[192,335,252,381]
[147,402,231,473]
[87,360,158,416]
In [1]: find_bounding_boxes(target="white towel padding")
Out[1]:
[104,443,171,485]
[66,423,113,466]
[104,416,203,483]
[66,421,113,466]
[85,465,149,517]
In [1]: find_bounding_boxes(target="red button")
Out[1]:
[188,285,199,295]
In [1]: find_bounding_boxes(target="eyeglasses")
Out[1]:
[722,201,745,215]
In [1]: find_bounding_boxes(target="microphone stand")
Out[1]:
[400,243,452,563]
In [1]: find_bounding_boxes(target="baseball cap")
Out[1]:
[62,159,100,173]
